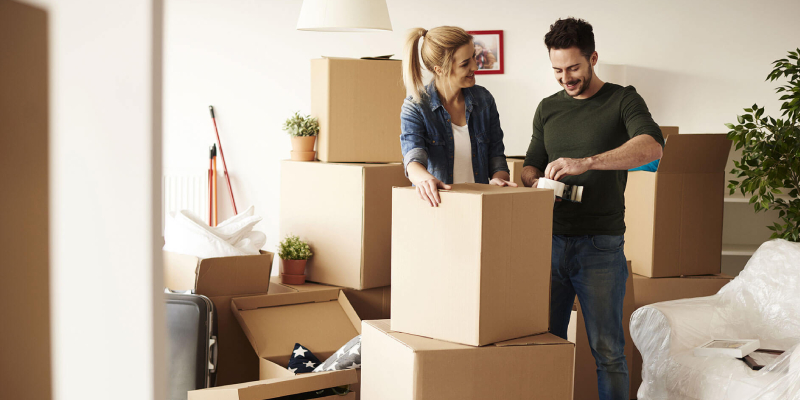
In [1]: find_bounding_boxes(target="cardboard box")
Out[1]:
[659,126,679,139]
[569,261,636,400]
[631,273,732,310]
[391,184,553,346]
[231,290,362,395]
[506,156,525,187]
[189,369,358,400]
[624,134,732,277]
[163,250,275,386]
[280,161,410,290]
[311,58,405,163]
[270,276,391,321]
[361,320,575,400]
[629,273,733,396]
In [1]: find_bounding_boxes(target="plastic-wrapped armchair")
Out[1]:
[630,239,800,400]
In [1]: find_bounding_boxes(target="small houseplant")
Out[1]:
[283,111,319,161]
[278,234,313,284]
[725,48,800,242]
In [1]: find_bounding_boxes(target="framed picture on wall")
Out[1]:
[468,30,504,74]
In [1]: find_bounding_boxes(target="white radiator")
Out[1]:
[162,174,208,231]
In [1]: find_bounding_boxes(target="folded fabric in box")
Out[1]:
[314,335,361,372]
[288,343,322,374]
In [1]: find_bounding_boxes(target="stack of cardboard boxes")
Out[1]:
[357,184,576,399]
[622,127,734,397]
[181,58,408,400]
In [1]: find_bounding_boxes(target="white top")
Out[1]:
[451,123,475,184]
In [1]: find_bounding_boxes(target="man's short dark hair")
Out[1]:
[544,17,595,59]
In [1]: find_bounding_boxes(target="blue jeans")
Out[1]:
[550,235,629,400]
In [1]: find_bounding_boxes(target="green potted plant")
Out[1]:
[277,234,313,284]
[726,48,800,242]
[283,111,319,161]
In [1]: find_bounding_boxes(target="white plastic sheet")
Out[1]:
[630,239,800,400]
[163,206,267,258]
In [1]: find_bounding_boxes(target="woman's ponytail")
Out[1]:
[403,28,427,102]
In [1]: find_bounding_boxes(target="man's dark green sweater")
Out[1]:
[524,83,665,236]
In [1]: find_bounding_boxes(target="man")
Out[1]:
[522,18,664,400]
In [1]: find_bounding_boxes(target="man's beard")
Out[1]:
[565,66,593,97]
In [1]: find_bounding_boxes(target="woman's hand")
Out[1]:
[415,177,451,207]
[489,171,518,187]
[489,177,518,187]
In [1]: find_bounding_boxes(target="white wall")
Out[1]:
[28,0,166,399]
[164,0,800,258]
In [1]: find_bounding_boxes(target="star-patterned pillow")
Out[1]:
[313,335,361,372]
[287,343,321,374]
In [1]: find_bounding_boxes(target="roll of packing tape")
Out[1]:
[537,178,584,203]
[537,178,565,200]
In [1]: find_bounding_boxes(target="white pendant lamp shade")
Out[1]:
[297,0,392,32]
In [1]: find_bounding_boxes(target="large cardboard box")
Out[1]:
[163,251,275,386]
[189,369,358,400]
[280,161,410,290]
[506,156,525,187]
[361,320,575,400]
[311,58,405,163]
[391,184,553,346]
[269,276,391,321]
[230,290,362,397]
[624,134,731,277]
[629,273,733,396]
[569,261,636,399]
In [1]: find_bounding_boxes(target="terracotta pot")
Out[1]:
[290,150,316,161]
[281,273,306,285]
[291,136,317,152]
[281,259,307,275]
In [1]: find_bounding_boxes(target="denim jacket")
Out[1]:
[400,82,509,184]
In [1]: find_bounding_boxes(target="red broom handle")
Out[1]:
[209,106,238,215]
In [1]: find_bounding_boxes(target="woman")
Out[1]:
[401,26,515,207]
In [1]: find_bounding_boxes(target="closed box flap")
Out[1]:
[163,251,274,296]
[394,183,548,196]
[188,369,358,400]
[365,320,570,350]
[493,332,574,348]
[232,291,361,364]
[657,134,732,173]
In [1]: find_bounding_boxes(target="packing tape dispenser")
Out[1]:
[537,178,584,203]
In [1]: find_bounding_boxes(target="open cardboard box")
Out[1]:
[624,133,732,277]
[228,290,363,398]
[280,160,410,290]
[188,369,357,400]
[391,184,553,346]
[269,276,390,321]
[163,250,274,385]
[361,320,575,399]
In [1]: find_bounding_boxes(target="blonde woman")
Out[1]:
[401,26,515,207]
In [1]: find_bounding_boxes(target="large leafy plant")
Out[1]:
[282,111,319,137]
[726,48,800,241]
[278,234,313,260]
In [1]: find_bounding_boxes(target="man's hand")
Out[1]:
[545,157,592,181]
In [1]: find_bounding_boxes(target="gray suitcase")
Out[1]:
[165,292,218,399]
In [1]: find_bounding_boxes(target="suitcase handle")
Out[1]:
[209,336,218,374]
